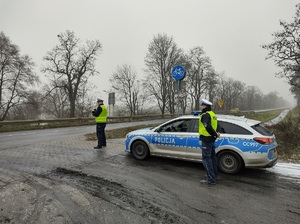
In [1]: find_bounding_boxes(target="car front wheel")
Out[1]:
[131,140,149,160]
[217,151,244,174]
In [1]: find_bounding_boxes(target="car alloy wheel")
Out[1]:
[131,140,149,160]
[217,151,243,174]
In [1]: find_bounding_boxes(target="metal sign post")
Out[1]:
[108,92,115,117]
[171,65,186,116]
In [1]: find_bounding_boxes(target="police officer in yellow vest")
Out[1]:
[199,99,220,185]
[92,98,108,149]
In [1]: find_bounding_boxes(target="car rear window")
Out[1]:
[217,121,252,135]
[251,124,273,136]
[189,119,252,135]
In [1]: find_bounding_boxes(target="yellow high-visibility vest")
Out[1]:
[199,111,217,136]
[95,105,108,123]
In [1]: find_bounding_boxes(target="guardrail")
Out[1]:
[0,114,177,131]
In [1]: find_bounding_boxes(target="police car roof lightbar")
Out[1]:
[191,111,202,116]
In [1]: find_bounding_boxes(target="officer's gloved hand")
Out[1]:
[92,109,96,115]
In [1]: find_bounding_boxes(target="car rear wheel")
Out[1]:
[217,151,243,174]
[131,140,149,160]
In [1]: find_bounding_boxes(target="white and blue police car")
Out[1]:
[125,113,278,174]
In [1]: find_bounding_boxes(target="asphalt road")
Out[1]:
[0,119,168,148]
[0,120,299,224]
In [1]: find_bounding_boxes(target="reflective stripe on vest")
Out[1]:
[95,105,108,123]
[199,111,217,136]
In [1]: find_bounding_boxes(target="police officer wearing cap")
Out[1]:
[199,99,220,185]
[92,98,108,149]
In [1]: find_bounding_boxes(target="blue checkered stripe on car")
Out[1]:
[125,133,153,151]
[183,135,276,154]
[126,133,187,149]
[126,133,276,155]
[215,137,277,154]
[151,134,187,148]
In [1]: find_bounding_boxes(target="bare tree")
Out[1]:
[144,33,185,114]
[75,82,97,117]
[42,30,102,117]
[109,64,144,115]
[185,46,213,110]
[228,79,246,109]
[262,4,300,106]
[239,86,263,110]
[6,90,42,120]
[22,91,43,119]
[41,84,69,118]
[0,32,39,120]
[263,91,281,109]
[215,75,245,111]
[206,70,219,105]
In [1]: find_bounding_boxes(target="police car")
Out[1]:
[125,114,278,174]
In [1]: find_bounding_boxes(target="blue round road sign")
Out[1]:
[172,65,185,80]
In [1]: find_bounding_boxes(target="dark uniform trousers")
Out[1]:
[96,123,106,147]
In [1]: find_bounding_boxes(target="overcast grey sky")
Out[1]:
[0,0,298,103]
